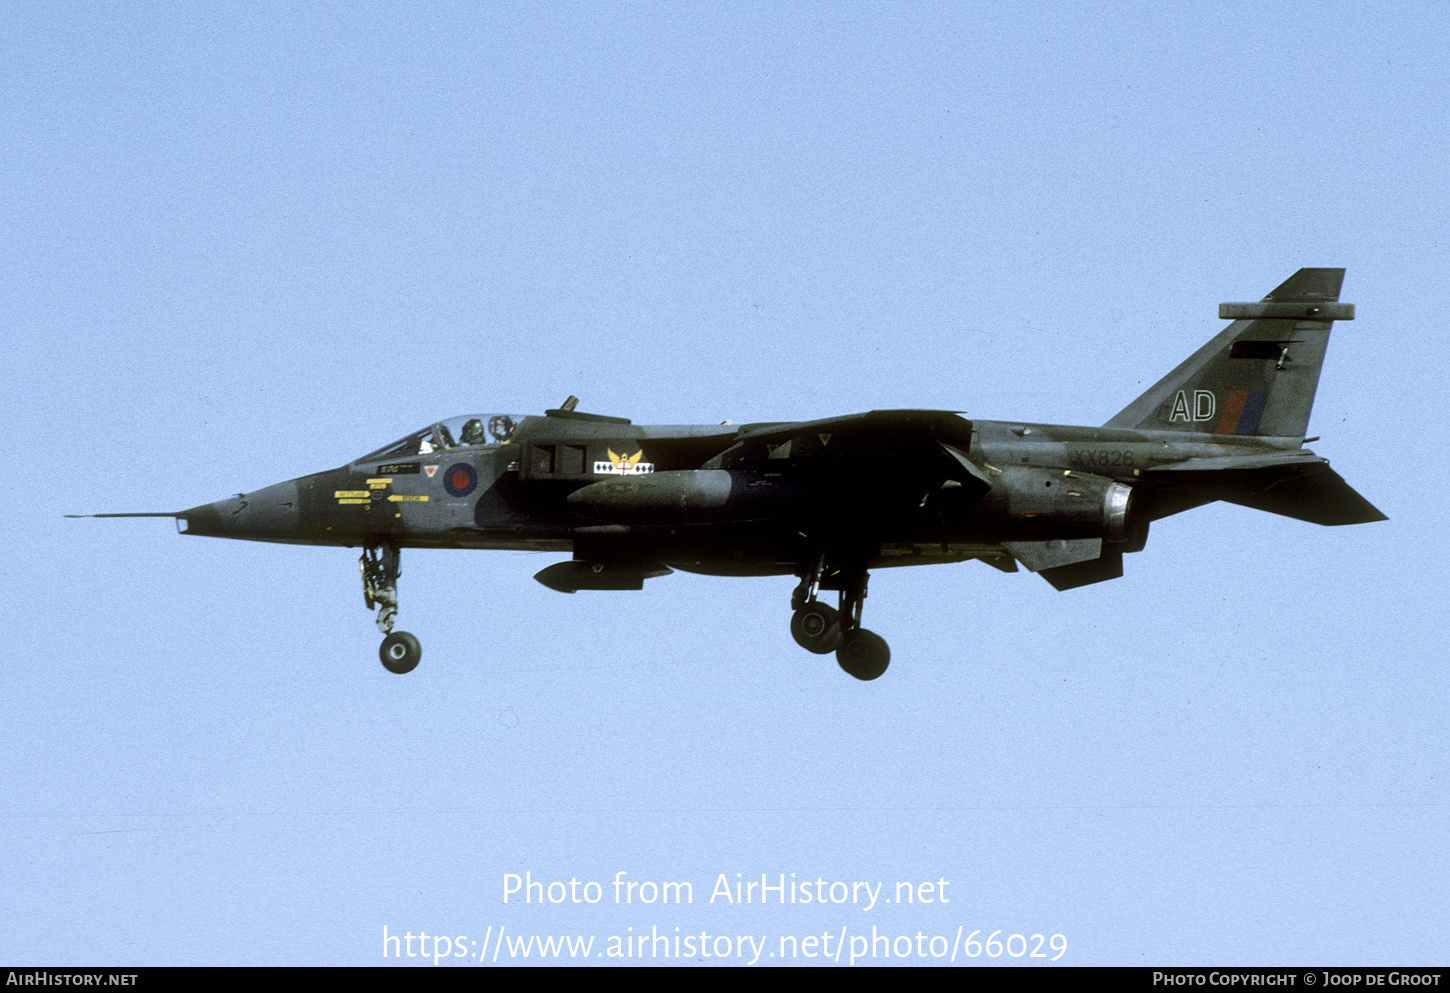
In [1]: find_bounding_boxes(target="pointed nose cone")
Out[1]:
[180,479,301,541]
[178,497,228,537]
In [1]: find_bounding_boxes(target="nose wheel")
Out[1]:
[362,544,422,673]
[380,631,422,674]
[790,557,890,679]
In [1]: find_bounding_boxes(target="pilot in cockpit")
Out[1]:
[460,418,486,446]
[419,422,456,454]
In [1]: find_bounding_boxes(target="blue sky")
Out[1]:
[3,1,1446,966]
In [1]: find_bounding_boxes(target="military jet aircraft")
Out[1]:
[74,268,1384,680]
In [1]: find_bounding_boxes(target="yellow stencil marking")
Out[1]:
[387,494,428,502]
[337,498,371,505]
[334,490,370,498]
[366,478,392,488]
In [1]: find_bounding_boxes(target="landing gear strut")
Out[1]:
[831,564,889,680]
[790,555,890,679]
[790,552,841,654]
[361,544,421,674]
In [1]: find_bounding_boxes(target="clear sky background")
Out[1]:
[3,1,1447,967]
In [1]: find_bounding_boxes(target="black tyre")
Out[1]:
[835,629,890,680]
[790,602,842,654]
[380,631,422,674]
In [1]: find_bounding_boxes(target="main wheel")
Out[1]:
[836,629,890,680]
[791,602,842,654]
[380,631,422,674]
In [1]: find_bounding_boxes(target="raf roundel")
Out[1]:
[442,462,477,498]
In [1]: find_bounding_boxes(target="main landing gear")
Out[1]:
[362,544,421,674]
[789,556,890,680]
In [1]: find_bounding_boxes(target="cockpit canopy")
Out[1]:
[358,413,524,462]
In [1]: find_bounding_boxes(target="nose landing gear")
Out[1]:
[362,544,421,674]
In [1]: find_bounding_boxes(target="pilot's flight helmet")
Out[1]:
[488,414,517,441]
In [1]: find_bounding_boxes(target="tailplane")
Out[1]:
[1105,268,1353,441]
[1141,450,1387,526]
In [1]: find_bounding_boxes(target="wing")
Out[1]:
[708,409,990,498]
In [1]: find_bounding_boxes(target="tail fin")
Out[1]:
[1104,268,1352,440]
